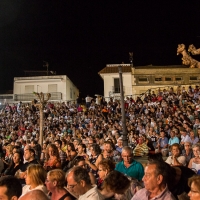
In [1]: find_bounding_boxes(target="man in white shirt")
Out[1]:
[67,166,104,200]
[85,95,92,108]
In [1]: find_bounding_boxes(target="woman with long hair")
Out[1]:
[77,143,88,158]
[21,164,48,196]
[44,144,61,172]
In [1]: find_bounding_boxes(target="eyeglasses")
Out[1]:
[67,183,78,189]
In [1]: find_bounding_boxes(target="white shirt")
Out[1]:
[78,185,104,200]
[21,185,48,196]
[165,155,186,166]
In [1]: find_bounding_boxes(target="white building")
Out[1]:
[13,75,79,102]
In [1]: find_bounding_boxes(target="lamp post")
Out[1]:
[33,92,51,145]
[118,64,128,146]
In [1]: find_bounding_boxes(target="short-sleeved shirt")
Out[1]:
[168,137,179,146]
[115,160,144,181]
[158,137,168,148]
[131,186,176,200]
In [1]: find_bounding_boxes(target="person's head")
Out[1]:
[170,130,175,138]
[117,138,123,147]
[138,136,144,145]
[6,144,13,155]
[188,175,200,200]
[24,148,35,161]
[143,160,169,192]
[30,140,37,148]
[67,143,76,151]
[102,170,130,194]
[90,143,101,156]
[18,190,49,200]
[121,146,133,164]
[66,166,91,196]
[180,129,187,136]
[12,146,20,155]
[13,152,23,165]
[0,176,22,200]
[103,141,113,153]
[54,140,62,150]
[47,144,59,157]
[98,159,115,180]
[190,131,195,139]
[160,131,165,138]
[73,156,87,168]
[25,164,46,186]
[77,143,86,154]
[46,169,66,192]
[184,142,192,151]
[170,143,181,157]
[192,144,200,158]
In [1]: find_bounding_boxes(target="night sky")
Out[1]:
[0,1,200,97]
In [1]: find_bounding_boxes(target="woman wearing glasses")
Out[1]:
[97,159,115,189]
[46,169,75,200]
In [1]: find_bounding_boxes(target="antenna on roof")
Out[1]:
[129,52,133,67]
[43,61,49,76]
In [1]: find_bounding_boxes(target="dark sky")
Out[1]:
[0,1,200,97]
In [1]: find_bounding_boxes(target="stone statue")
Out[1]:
[177,44,200,68]
[188,44,200,55]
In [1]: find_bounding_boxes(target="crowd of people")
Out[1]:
[0,85,200,199]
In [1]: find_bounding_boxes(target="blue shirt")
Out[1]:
[115,160,144,181]
[168,137,179,146]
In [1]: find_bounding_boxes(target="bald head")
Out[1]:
[19,190,49,200]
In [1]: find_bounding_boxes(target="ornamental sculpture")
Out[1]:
[177,44,200,68]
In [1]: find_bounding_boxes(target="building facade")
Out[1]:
[99,64,200,99]
[13,75,79,102]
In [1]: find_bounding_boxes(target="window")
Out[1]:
[48,84,57,92]
[190,76,198,81]
[138,77,148,82]
[114,78,120,93]
[165,77,172,81]
[155,77,162,81]
[175,77,182,81]
[25,85,34,93]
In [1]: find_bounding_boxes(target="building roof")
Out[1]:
[98,64,189,74]
[98,65,132,74]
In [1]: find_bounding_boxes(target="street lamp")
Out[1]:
[118,63,128,146]
[33,92,51,145]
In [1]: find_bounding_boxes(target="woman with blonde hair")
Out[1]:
[21,164,48,196]
[45,169,74,200]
